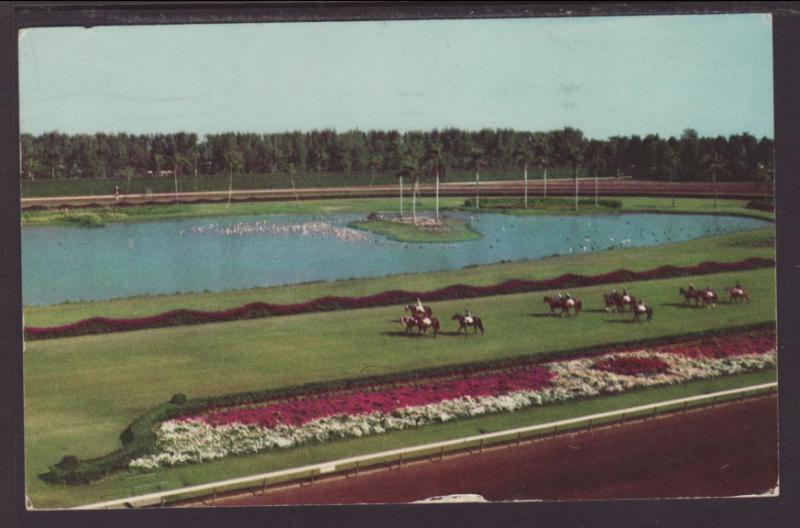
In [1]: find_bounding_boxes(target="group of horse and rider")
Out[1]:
[396,280,750,337]
[399,298,484,338]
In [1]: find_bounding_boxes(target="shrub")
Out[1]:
[23,257,775,340]
[170,393,187,405]
[66,212,104,228]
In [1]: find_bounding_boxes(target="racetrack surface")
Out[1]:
[202,396,777,506]
[22,179,771,208]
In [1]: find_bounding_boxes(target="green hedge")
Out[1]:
[40,321,774,485]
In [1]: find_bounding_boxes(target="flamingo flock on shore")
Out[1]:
[181,220,373,242]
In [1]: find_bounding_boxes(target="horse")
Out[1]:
[602,292,620,313]
[452,313,484,336]
[415,315,440,337]
[726,286,750,303]
[679,287,702,306]
[399,315,418,335]
[632,303,653,322]
[543,295,581,317]
[405,304,432,319]
[699,289,719,308]
[619,293,636,312]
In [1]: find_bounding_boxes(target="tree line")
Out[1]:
[20,127,774,185]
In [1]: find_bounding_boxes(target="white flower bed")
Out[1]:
[130,348,775,470]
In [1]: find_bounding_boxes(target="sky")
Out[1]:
[18,13,774,140]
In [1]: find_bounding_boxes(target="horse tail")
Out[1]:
[433,319,440,337]
[476,318,484,335]
[575,300,582,314]
[647,307,653,321]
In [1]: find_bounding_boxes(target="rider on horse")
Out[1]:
[564,293,575,308]
[415,297,425,315]
[464,309,474,324]
[622,288,631,303]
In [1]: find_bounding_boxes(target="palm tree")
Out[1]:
[367,154,382,189]
[287,163,299,201]
[534,139,553,198]
[700,152,729,208]
[423,143,447,221]
[223,149,244,208]
[663,147,682,207]
[468,150,487,210]
[395,162,422,224]
[565,142,584,211]
[586,147,607,207]
[512,142,535,208]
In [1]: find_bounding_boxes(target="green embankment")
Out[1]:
[21,196,773,228]
[24,267,775,507]
[24,226,775,327]
[350,217,482,243]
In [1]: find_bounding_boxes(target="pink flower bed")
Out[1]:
[191,329,775,430]
[592,356,671,376]
[200,367,555,428]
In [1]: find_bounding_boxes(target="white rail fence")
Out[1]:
[72,381,776,510]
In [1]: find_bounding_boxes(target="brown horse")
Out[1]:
[399,315,418,335]
[699,288,719,308]
[679,287,702,306]
[415,315,440,337]
[602,292,620,313]
[543,296,582,317]
[632,303,654,322]
[726,287,750,303]
[452,314,484,336]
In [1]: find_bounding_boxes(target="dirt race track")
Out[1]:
[202,397,777,506]
[22,179,772,209]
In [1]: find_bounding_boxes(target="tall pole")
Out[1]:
[574,166,579,211]
[475,170,480,210]
[523,162,528,208]
[543,167,548,197]
[399,176,404,218]
[435,172,440,221]
[594,171,599,207]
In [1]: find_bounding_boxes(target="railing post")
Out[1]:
[355,460,360,476]
[517,432,522,446]
[552,425,558,438]
[262,478,267,494]
[212,488,216,505]
[712,396,717,407]
[588,419,593,431]
[399,453,404,468]
[683,401,688,414]
[621,413,626,426]
[479,438,485,452]
[652,407,657,420]
[440,446,445,460]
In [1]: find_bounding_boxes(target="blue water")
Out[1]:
[21,212,769,306]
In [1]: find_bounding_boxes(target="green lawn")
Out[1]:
[21,196,773,228]
[350,217,482,243]
[24,226,775,327]
[24,267,776,507]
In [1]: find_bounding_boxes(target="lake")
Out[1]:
[21,212,770,306]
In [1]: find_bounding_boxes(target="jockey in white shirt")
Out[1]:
[464,309,474,324]
[415,297,425,315]
[636,299,647,313]
[622,289,631,304]
[564,293,575,307]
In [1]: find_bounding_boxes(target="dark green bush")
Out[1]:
[170,393,187,405]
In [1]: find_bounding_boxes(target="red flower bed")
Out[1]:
[659,330,776,359]
[24,257,775,340]
[592,356,671,376]
[198,366,555,428]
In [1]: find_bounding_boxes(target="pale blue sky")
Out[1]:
[18,13,774,139]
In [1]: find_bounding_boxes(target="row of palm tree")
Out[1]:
[391,139,732,223]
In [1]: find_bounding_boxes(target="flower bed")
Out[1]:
[25,257,775,340]
[129,330,776,470]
